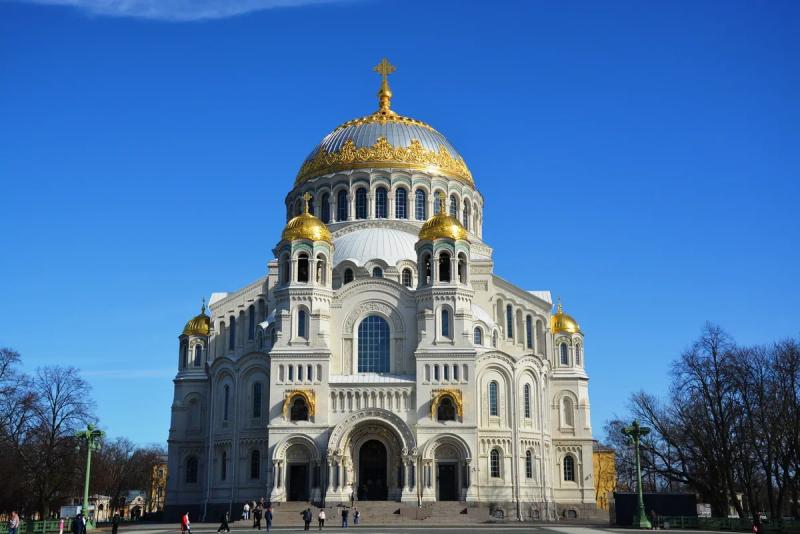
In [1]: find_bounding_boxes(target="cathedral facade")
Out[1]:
[165,60,595,521]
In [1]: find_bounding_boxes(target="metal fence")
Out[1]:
[0,520,74,534]
[655,516,800,532]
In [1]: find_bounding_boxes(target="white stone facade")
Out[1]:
[166,117,595,523]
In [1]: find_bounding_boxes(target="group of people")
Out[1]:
[180,502,361,532]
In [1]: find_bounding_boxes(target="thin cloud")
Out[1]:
[8,0,352,21]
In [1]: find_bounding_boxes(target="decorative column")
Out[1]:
[388,191,396,219]
[75,425,103,529]
[327,459,335,492]
[336,458,343,491]
[367,192,374,218]
[622,420,652,529]
[327,196,335,223]
[348,193,355,221]
[401,454,416,503]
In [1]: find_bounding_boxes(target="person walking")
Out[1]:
[217,511,230,533]
[72,513,86,534]
[111,513,120,534]
[253,505,262,531]
[265,506,273,533]
[341,508,349,528]
[181,512,191,534]
[353,507,360,526]
[8,511,20,534]
[303,508,312,531]
[317,509,326,530]
[243,502,250,521]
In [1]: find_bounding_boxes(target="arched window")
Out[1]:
[298,309,308,339]
[223,384,230,421]
[473,327,483,345]
[355,188,367,219]
[316,254,326,284]
[563,397,574,427]
[288,365,294,381]
[343,268,354,285]
[463,201,471,231]
[415,190,427,220]
[228,316,236,350]
[375,187,388,218]
[525,450,533,479]
[221,450,227,481]
[560,343,569,365]
[357,315,390,373]
[563,455,575,481]
[490,449,501,478]
[290,396,309,421]
[193,344,202,367]
[250,450,260,480]
[506,305,513,339]
[434,192,443,215]
[525,315,533,349]
[422,254,432,285]
[523,384,531,419]
[488,381,499,416]
[336,189,348,221]
[252,382,262,418]
[449,194,458,218]
[457,254,467,284]
[185,457,198,484]
[401,268,412,287]
[180,341,188,368]
[297,253,309,283]
[281,255,290,284]
[321,193,330,223]
[437,396,457,421]
[248,305,256,340]
[441,309,450,338]
[439,253,451,282]
[492,331,498,348]
[395,188,407,219]
[576,343,582,365]
[434,365,440,381]
[372,267,383,278]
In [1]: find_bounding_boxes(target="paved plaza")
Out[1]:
[111,525,718,534]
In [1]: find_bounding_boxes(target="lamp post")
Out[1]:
[75,424,104,528]
[622,420,651,529]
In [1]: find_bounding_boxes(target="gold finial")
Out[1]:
[201,297,206,315]
[302,192,312,214]
[557,296,563,314]
[373,57,396,114]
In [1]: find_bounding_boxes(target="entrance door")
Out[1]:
[358,440,388,500]
[437,463,458,501]
[288,464,309,501]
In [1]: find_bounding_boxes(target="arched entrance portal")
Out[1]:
[358,440,388,501]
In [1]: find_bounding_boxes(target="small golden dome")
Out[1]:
[182,302,210,337]
[281,193,332,244]
[419,196,469,242]
[551,300,581,334]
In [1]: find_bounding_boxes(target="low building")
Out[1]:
[148,456,168,513]
[593,441,616,512]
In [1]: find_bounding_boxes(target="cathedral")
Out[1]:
[165,60,596,521]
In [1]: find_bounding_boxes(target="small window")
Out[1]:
[297,254,309,283]
[290,396,309,421]
[492,331,498,348]
[180,341,188,368]
[248,305,256,340]
[372,267,383,278]
[525,450,533,479]
[298,309,308,339]
[344,268,354,285]
[560,344,569,365]
[355,188,367,219]
[228,316,236,350]
[439,253,451,282]
[434,365,440,381]
[221,450,227,481]
[443,364,450,381]
[563,455,575,481]
[223,384,230,421]
[396,188,407,219]
[336,189,348,221]
[402,268,413,287]
[250,450,260,480]
[563,397,574,427]
[437,396,456,421]
[288,365,294,381]
[252,382,262,418]
[415,189,427,220]
[506,305,513,339]
[488,381,498,416]
[186,457,198,484]
[525,315,533,349]
[321,193,330,223]
[453,364,459,381]
[441,309,450,338]
[375,187,388,218]
[490,449,501,478]
[193,344,202,367]
[523,384,531,419]
[473,327,482,345]
[576,343,582,365]
[449,194,458,218]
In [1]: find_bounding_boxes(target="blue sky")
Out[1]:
[0,0,798,446]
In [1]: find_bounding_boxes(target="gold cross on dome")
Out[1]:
[303,192,312,213]
[373,57,396,82]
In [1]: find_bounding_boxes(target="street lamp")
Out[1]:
[75,424,104,528]
[622,420,651,529]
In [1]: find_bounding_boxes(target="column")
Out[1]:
[327,196,335,223]
[336,459,343,491]
[273,461,280,489]
[367,192,374,218]
[327,460,335,492]
[388,191,396,220]
[348,193,355,221]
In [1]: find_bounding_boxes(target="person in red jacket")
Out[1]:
[181,513,191,534]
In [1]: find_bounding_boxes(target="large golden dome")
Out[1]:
[419,196,469,242]
[295,59,473,187]
[281,193,333,244]
[182,303,210,336]
[551,301,581,334]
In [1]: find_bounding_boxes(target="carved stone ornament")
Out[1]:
[282,389,316,419]
[430,388,464,419]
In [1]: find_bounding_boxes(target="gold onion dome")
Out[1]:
[281,193,333,244]
[182,302,211,336]
[295,58,473,187]
[419,196,469,242]
[551,300,581,334]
